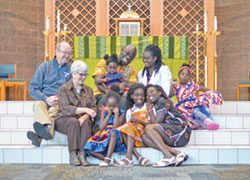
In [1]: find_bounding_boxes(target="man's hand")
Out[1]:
[104,77,111,82]
[46,96,59,106]
[118,82,126,94]
[104,88,111,94]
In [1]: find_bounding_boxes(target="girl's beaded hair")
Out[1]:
[104,53,119,66]
[126,83,146,110]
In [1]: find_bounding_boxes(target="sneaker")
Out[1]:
[26,131,42,147]
[33,122,52,140]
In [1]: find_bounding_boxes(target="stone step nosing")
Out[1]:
[1,145,250,164]
[2,113,250,116]
[1,128,250,132]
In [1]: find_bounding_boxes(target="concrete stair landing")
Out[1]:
[0,101,250,165]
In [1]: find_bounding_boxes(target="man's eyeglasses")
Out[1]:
[59,50,71,56]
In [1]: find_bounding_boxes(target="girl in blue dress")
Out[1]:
[95,54,128,94]
[84,91,126,166]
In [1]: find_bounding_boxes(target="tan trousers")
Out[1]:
[33,101,58,137]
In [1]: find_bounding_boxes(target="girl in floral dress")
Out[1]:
[143,84,191,167]
[169,63,223,130]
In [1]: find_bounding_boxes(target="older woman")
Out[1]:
[55,60,97,166]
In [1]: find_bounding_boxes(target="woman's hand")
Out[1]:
[82,108,96,119]
[146,102,154,111]
[78,114,89,126]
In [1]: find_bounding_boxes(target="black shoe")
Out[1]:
[78,151,90,166]
[27,131,41,147]
[70,151,81,166]
[33,122,52,140]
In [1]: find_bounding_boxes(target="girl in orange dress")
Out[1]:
[114,83,151,166]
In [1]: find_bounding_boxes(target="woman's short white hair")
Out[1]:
[71,60,88,74]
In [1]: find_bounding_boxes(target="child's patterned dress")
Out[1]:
[84,110,126,156]
[153,98,191,147]
[173,81,223,129]
[117,103,150,147]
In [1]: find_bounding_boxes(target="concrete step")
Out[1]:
[0,145,250,165]
[213,114,250,129]
[2,113,250,130]
[209,101,249,115]
[0,101,34,115]
[1,128,250,146]
[0,101,249,165]
[0,129,67,146]
[0,101,250,116]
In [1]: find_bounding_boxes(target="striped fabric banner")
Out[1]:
[73,36,189,60]
[89,36,96,58]
[174,36,181,59]
[162,36,169,59]
[106,36,111,58]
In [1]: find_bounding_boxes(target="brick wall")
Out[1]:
[0,0,44,100]
[216,0,250,100]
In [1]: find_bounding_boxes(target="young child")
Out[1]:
[84,91,126,166]
[169,63,223,130]
[114,83,151,167]
[95,54,128,94]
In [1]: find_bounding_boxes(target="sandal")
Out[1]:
[152,157,175,168]
[99,157,111,167]
[138,156,150,167]
[174,152,188,167]
[113,158,133,167]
